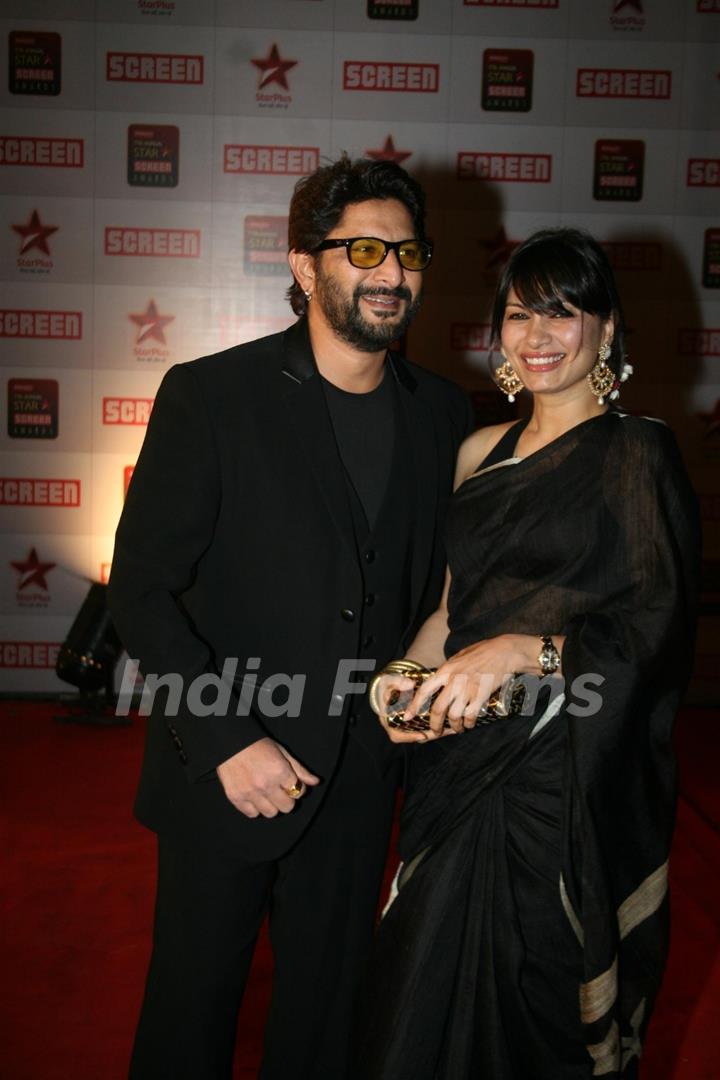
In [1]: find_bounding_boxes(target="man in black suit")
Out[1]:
[109,155,472,1079]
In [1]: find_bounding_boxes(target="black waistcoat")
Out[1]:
[336,381,415,765]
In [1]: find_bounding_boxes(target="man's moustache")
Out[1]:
[355,285,412,303]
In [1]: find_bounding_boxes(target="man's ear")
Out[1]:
[288,249,316,297]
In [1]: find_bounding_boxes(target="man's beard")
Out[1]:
[314,266,423,352]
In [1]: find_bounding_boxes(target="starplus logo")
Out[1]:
[366,135,412,164]
[129,299,174,361]
[11,547,56,608]
[252,44,297,108]
[610,0,646,31]
[11,209,57,274]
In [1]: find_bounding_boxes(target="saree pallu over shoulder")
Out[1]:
[354,413,701,1080]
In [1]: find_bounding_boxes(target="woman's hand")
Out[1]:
[371,672,437,744]
[403,634,528,738]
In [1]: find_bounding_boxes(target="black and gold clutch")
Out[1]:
[368,659,526,732]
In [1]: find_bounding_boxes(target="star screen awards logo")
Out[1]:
[343,60,439,92]
[0,310,81,339]
[128,298,174,362]
[678,328,720,357]
[11,209,58,275]
[367,0,419,20]
[252,44,297,109]
[10,547,55,610]
[457,151,551,182]
[687,159,720,187]
[8,31,61,95]
[0,136,83,168]
[7,378,58,439]
[244,216,288,276]
[704,228,720,288]
[105,227,200,257]
[366,135,412,164]
[482,49,533,112]
[609,0,646,32]
[577,68,671,99]
[102,397,154,425]
[593,140,644,202]
[127,124,179,188]
[106,51,203,83]
[223,145,319,175]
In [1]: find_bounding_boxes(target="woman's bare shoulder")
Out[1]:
[454,421,517,488]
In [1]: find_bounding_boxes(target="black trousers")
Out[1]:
[129,733,398,1080]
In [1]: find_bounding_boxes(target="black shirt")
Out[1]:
[321,368,395,530]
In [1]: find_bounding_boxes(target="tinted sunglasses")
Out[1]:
[313,236,433,271]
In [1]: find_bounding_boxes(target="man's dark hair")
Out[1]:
[490,227,626,376]
[286,154,427,316]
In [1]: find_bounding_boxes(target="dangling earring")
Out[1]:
[586,342,615,405]
[495,360,524,403]
[304,290,312,302]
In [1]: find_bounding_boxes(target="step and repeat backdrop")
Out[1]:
[0,0,718,694]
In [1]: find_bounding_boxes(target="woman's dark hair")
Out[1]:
[286,154,427,316]
[490,227,626,375]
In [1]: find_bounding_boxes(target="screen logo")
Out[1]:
[458,151,551,182]
[223,145,318,175]
[0,137,83,168]
[576,69,671,99]
[0,310,81,338]
[343,61,439,92]
[103,397,154,425]
[0,478,80,506]
[678,328,720,356]
[106,51,203,83]
[105,227,200,257]
[687,159,720,187]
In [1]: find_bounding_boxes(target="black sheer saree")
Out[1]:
[355,412,700,1079]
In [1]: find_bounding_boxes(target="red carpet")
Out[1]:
[1,701,718,1079]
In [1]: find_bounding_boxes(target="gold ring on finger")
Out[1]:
[285,781,304,799]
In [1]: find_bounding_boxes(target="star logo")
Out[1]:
[11,547,56,592]
[252,44,297,91]
[366,135,412,165]
[129,299,175,345]
[613,0,643,12]
[697,400,720,441]
[478,226,520,272]
[11,209,58,256]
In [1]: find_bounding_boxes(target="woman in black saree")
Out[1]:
[358,228,701,1079]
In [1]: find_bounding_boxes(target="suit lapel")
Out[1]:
[279,319,358,562]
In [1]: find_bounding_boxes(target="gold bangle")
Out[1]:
[368,659,429,716]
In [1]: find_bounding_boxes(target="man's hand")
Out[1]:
[216,737,320,818]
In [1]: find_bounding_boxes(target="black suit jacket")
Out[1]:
[108,318,473,858]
